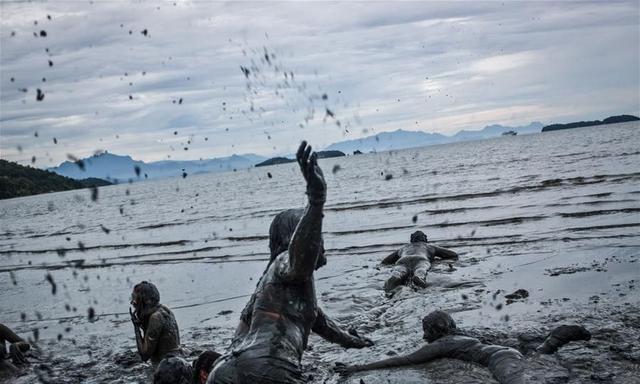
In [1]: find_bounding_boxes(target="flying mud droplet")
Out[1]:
[36,88,45,101]
[56,248,66,257]
[67,154,85,171]
[87,307,96,322]
[39,30,47,37]
[141,29,148,36]
[48,60,53,67]
[182,172,188,178]
[332,164,341,174]
[412,215,418,223]
[31,156,36,164]
[90,186,98,202]
[78,241,86,252]
[267,172,272,179]
[10,271,17,285]
[100,224,111,234]
[53,137,58,144]
[45,273,57,295]
[385,174,393,181]
[134,165,141,177]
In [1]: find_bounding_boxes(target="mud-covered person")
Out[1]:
[0,323,30,374]
[335,310,591,384]
[129,281,181,371]
[207,141,373,384]
[238,207,372,350]
[381,230,459,294]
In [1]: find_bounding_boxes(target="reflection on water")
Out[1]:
[1,122,639,383]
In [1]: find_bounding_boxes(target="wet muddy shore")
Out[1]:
[2,123,639,383]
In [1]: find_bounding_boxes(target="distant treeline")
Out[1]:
[542,115,639,132]
[0,159,111,200]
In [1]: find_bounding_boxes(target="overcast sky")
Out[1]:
[1,1,638,167]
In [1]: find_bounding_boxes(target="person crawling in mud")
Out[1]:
[129,281,181,368]
[207,142,373,384]
[335,310,591,384]
[381,230,459,293]
[0,324,30,373]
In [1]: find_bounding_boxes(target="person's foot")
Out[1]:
[412,275,428,288]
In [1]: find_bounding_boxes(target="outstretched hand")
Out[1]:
[348,328,374,348]
[296,141,326,204]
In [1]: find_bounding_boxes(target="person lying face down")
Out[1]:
[0,324,31,374]
[335,310,591,384]
[129,281,181,367]
[381,231,459,293]
[207,142,373,384]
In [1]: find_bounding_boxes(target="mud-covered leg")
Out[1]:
[384,264,410,293]
[411,260,430,289]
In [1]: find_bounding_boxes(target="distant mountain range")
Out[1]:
[324,122,543,154]
[45,121,557,181]
[49,152,266,182]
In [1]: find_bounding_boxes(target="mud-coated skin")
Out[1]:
[134,304,181,365]
[209,142,368,384]
[0,323,30,371]
[339,335,526,384]
[382,237,459,292]
[536,325,591,354]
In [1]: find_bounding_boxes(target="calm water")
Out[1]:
[1,122,639,383]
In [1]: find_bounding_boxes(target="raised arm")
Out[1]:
[335,343,443,374]
[381,250,401,265]
[312,308,373,349]
[287,142,326,280]
[432,245,459,260]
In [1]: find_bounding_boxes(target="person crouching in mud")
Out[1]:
[382,230,459,294]
[207,141,373,384]
[335,310,591,384]
[129,281,181,369]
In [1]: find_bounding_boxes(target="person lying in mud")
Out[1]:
[129,281,181,368]
[381,230,458,293]
[207,142,372,384]
[0,324,30,373]
[335,310,591,384]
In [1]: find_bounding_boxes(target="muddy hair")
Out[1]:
[133,281,160,308]
[192,350,221,383]
[410,230,428,243]
[422,310,459,339]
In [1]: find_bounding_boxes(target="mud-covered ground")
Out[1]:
[2,123,639,383]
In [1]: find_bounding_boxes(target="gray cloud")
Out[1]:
[1,1,638,167]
